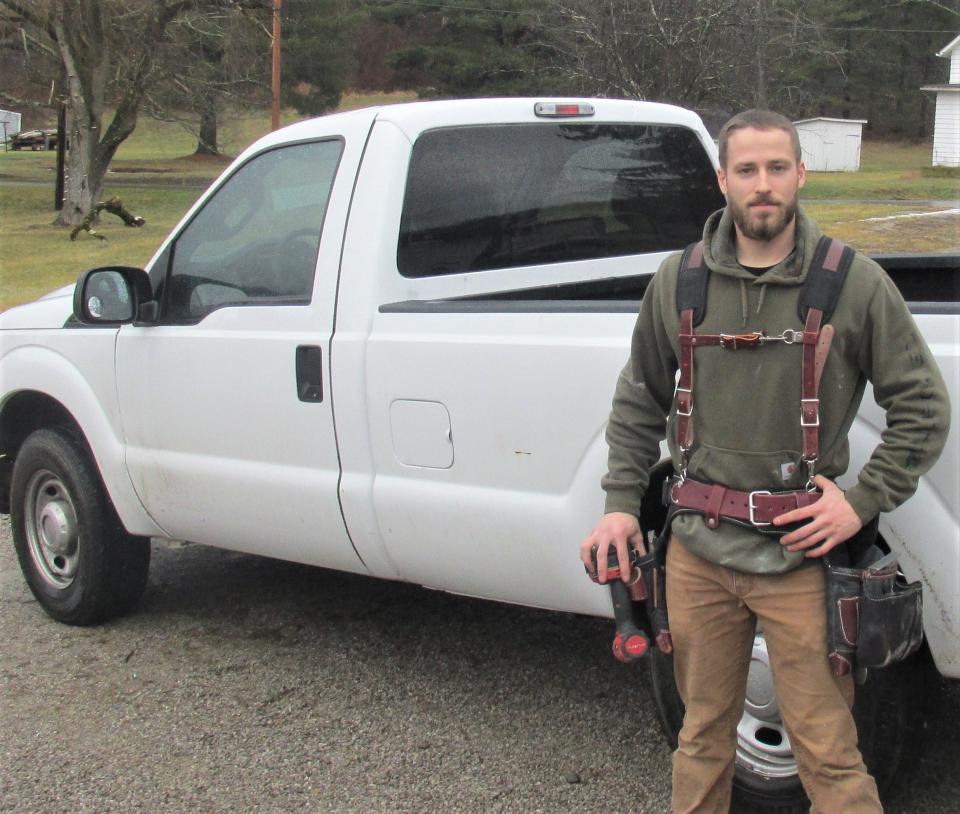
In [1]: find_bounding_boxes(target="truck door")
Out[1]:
[114,127,365,571]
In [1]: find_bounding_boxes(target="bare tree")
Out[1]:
[0,0,245,226]
[539,0,743,105]
[538,0,844,116]
[150,2,270,156]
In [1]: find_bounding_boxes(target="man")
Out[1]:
[580,110,950,813]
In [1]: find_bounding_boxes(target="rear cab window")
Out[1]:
[398,123,725,278]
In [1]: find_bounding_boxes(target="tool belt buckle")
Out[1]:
[748,490,773,526]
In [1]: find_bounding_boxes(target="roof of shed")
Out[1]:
[793,117,868,125]
[936,33,960,57]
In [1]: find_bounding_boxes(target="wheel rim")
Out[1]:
[23,468,80,589]
[736,633,798,780]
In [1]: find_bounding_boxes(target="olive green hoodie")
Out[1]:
[602,206,950,573]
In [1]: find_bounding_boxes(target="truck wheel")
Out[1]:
[648,632,928,812]
[10,427,150,625]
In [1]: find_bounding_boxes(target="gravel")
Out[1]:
[1,515,957,813]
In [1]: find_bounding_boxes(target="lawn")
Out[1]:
[0,185,202,312]
[1,102,957,312]
[802,140,960,201]
[802,201,959,254]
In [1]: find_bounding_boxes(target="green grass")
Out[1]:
[804,201,959,254]
[801,140,960,201]
[0,185,201,312]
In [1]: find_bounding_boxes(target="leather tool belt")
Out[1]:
[666,477,822,530]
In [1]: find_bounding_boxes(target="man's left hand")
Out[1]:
[773,475,863,558]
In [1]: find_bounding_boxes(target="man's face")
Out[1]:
[717,127,806,242]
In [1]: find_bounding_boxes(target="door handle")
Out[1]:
[295,345,323,403]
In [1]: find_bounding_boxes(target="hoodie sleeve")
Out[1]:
[844,266,951,523]
[601,258,681,517]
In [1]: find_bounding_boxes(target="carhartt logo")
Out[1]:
[781,462,797,481]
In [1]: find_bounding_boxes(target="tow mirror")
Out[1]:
[73,266,155,325]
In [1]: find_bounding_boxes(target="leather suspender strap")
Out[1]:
[798,236,850,484]
[801,307,823,469]
[675,241,705,461]
[676,308,695,455]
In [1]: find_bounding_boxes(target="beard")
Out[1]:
[728,193,798,241]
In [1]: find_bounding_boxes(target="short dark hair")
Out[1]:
[718,109,801,168]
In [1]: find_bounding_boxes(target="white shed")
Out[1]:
[921,34,960,168]
[0,109,22,143]
[793,117,868,172]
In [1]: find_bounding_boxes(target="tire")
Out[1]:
[648,632,930,813]
[10,427,150,625]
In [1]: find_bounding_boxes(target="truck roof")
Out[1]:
[242,97,711,158]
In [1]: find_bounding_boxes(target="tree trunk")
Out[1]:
[53,4,109,227]
[754,0,767,108]
[41,0,191,226]
[194,96,219,155]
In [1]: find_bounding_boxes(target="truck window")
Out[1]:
[398,123,724,278]
[163,139,343,322]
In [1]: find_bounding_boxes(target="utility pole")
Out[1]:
[55,101,66,211]
[271,0,282,130]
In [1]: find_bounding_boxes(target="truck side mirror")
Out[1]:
[73,266,155,325]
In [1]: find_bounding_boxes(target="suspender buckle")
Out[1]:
[801,398,820,427]
[748,491,773,526]
[720,332,764,350]
[675,387,693,417]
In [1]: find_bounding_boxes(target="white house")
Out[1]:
[921,34,960,167]
[793,117,867,172]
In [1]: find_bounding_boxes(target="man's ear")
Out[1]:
[716,166,728,195]
[797,160,806,189]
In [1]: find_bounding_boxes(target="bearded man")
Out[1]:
[581,109,949,813]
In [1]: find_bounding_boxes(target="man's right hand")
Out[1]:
[580,512,645,583]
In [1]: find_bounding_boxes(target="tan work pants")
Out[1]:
[666,537,882,814]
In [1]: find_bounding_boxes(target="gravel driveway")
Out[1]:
[1,516,957,813]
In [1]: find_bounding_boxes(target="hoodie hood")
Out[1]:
[701,205,823,287]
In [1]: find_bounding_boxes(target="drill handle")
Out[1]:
[609,576,650,663]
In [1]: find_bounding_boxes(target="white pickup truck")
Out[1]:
[1,98,957,812]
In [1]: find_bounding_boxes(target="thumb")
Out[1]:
[813,475,839,493]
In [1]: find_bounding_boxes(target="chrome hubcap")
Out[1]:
[736,634,798,779]
[24,470,80,588]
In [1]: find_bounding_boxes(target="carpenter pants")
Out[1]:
[666,537,882,814]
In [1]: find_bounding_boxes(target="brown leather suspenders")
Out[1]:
[670,236,855,525]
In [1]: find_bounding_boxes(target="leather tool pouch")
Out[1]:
[637,547,672,654]
[858,555,923,668]
[824,517,923,675]
[637,511,675,654]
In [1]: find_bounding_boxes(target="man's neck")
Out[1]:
[733,218,797,268]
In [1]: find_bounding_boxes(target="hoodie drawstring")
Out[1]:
[737,279,769,324]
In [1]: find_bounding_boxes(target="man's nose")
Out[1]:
[755,169,772,192]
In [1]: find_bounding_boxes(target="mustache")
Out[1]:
[749,195,779,206]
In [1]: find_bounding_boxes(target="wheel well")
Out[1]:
[0,391,83,514]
